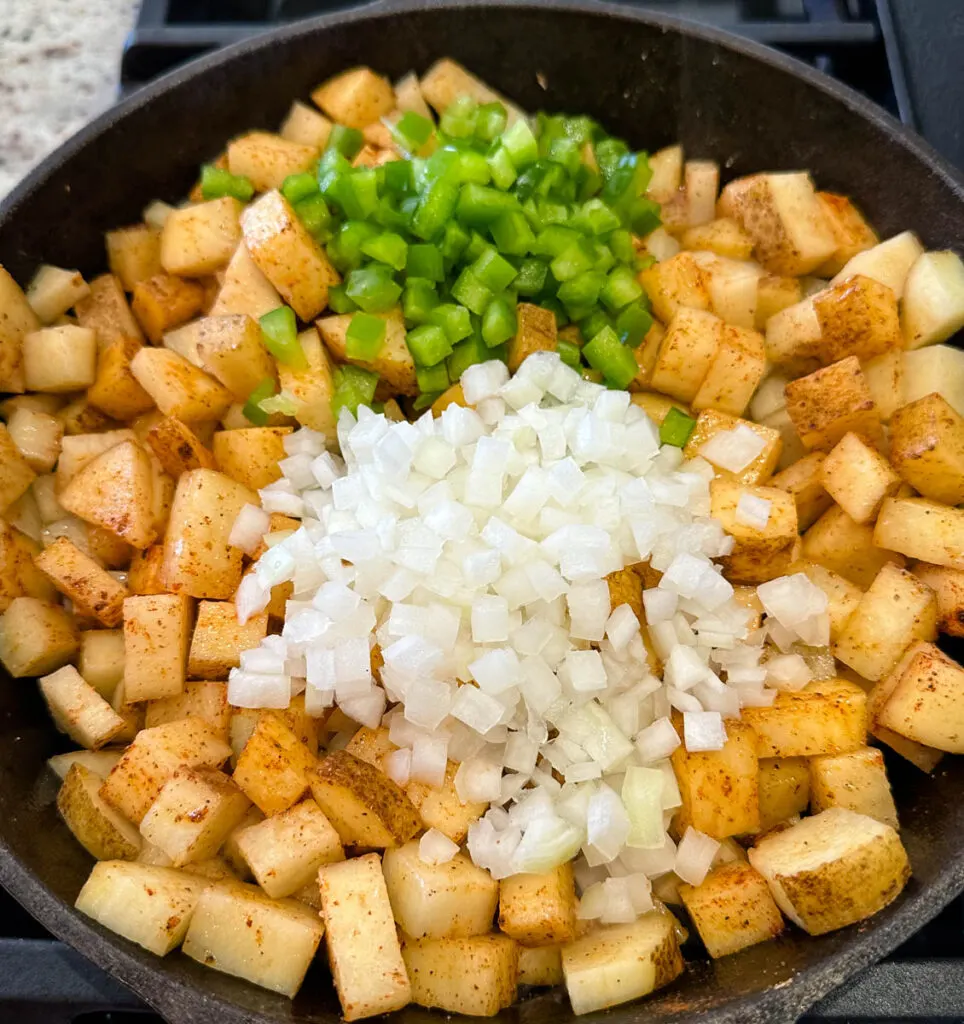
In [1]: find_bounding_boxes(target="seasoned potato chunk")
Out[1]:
[0,423,37,509]
[684,409,782,486]
[160,198,242,277]
[757,757,810,831]
[831,230,923,299]
[23,325,98,392]
[227,132,317,192]
[784,355,882,451]
[106,224,162,291]
[815,192,878,277]
[711,479,798,584]
[211,426,289,490]
[912,562,964,638]
[196,314,275,401]
[130,348,232,424]
[793,560,863,642]
[873,497,964,570]
[889,393,964,505]
[58,761,143,861]
[681,217,754,260]
[903,344,964,417]
[35,536,129,626]
[518,945,564,987]
[809,747,898,828]
[280,100,332,148]
[312,67,395,128]
[803,504,904,587]
[144,679,229,738]
[78,628,125,697]
[0,596,78,677]
[123,593,193,702]
[87,338,155,421]
[318,308,416,397]
[233,713,317,816]
[403,934,518,1017]
[811,274,901,364]
[209,242,282,321]
[406,761,487,844]
[691,324,766,417]
[26,264,90,324]
[40,664,126,750]
[0,520,55,610]
[75,272,143,350]
[748,807,909,935]
[505,302,557,372]
[276,327,338,442]
[642,257,712,333]
[188,600,268,679]
[819,431,900,524]
[901,250,964,349]
[862,348,904,421]
[420,58,523,125]
[499,864,577,947]
[770,452,832,530]
[131,274,205,344]
[48,747,123,781]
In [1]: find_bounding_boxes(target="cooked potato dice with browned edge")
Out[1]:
[403,934,518,1017]
[242,190,341,321]
[226,131,317,193]
[128,544,166,595]
[874,497,964,570]
[561,911,683,1016]
[802,504,904,588]
[25,264,90,323]
[123,593,193,702]
[58,762,142,861]
[309,749,421,848]
[280,100,332,148]
[39,664,126,750]
[901,250,964,348]
[814,192,878,276]
[311,67,395,128]
[785,355,882,452]
[35,537,129,626]
[131,274,205,344]
[187,601,268,679]
[809,747,898,828]
[56,429,136,490]
[76,860,208,955]
[319,853,412,1020]
[757,757,810,831]
[0,596,78,677]
[209,242,282,320]
[742,679,866,758]
[160,198,242,278]
[691,324,766,417]
[912,563,964,638]
[59,439,156,550]
[672,719,759,837]
[748,807,909,935]
[684,409,782,486]
[0,520,56,609]
[692,252,762,329]
[755,273,803,332]
[106,225,162,292]
[211,426,290,490]
[504,302,557,372]
[639,252,710,327]
[518,945,564,987]
[78,629,124,697]
[498,864,577,947]
[681,218,754,261]
[22,325,98,393]
[140,767,250,867]
[888,393,964,505]
[770,452,832,530]
[195,314,275,402]
[0,422,37,509]
[679,862,784,958]
[182,879,324,997]
[0,267,38,392]
[48,747,123,781]
[160,468,255,599]
[382,840,497,939]
[233,712,317,815]
[130,348,232,424]
[6,406,63,473]
[710,479,797,584]
[75,273,144,351]
[145,417,216,478]
[86,338,155,421]
[144,681,228,741]
[99,718,231,825]
[819,432,901,525]
[318,308,416,396]
[420,58,523,126]
[809,274,903,367]
[269,327,333,442]
[862,348,904,422]
[832,230,924,298]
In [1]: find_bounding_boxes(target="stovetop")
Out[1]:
[6,0,964,1020]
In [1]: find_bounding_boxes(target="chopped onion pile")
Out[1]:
[231,352,831,918]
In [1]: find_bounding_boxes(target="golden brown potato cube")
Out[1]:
[499,864,577,947]
[188,600,268,679]
[815,192,878,277]
[710,479,798,584]
[757,757,810,831]
[276,327,337,441]
[183,880,324,997]
[0,520,55,610]
[646,144,682,204]
[221,803,264,878]
[59,439,156,550]
[809,747,897,828]
[312,67,394,128]
[209,242,282,320]
[811,273,901,364]
[131,274,205,345]
[75,272,144,349]
[26,264,90,324]
[130,348,231,424]
[128,543,166,595]
[106,227,162,296]
[5,406,61,474]
[672,720,760,838]
[756,273,803,331]
[123,593,193,702]
[382,841,497,939]
[35,537,129,626]
[748,807,909,935]
[679,862,784,958]
[144,679,230,738]
[233,713,317,816]
[145,416,216,478]
[874,497,964,570]
[763,295,822,373]
[561,912,683,1016]
[76,860,207,955]
[742,679,866,758]
[40,664,126,750]
[680,217,755,260]
[211,426,289,490]
[802,504,904,587]
[650,307,722,402]
[195,314,275,401]
[831,230,924,299]
[785,356,882,452]
[78,629,124,697]
[889,393,964,505]
[0,423,36,510]
[901,250,964,349]
[861,348,904,422]
[279,100,332,148]
[903,345,964,418]
[684,409,782,485]
[691,324,766,417]
[318,309,416,396]
[242,191,341,321]
[161,468,255,599]
[0,596,78,677]
[639,252,711,326]
[56,429,136,491]
[87,338,155,421]
[819,431,901,525]
[99,718,232,824]
[344,724,393,767]
[912,562,964,638]
[58,762,142,861]
[403,934,518,1017]
[420,58,523,125]
[160,198,242,277]
[309,749,421,848]
[319,853,411,1020]
[518,946,564,987]
[22,324,98,392]
[627,322,663,392]
[693,252,762,329]
[770,452,832,531]
[504,302,557,373]
[227,131,316,192]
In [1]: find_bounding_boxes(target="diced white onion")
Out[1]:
[674,826,721,885]
[419,828,459,865]
[736,492,771,530]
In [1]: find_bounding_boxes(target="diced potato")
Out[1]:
[187,600,267,680]
[123,593,193,702]
[679,862,784,958]
[785,356,882,452]
[76,630,124,698]
[234,713,317,816]
[22,325,98,392]
[692,253,762,329]
[499,864,577,947]
[26,265,90,323]
[6,407,62,472]
[889,393,964,505]
[742,679,867,758]
[912,562,964,638]
[650,307,722,402]
[901,251,964,349]
[646,144,683,204]
[874,497,964,570]
[211,426,289,491]
[209,242,282,320]
[903,344,964,417]
[770,452,832,530]
[318,308,416,396]
[145,416,216,478]
[814,192,878,276]
[309,749,421,848]
[0,267,41,391]
[144,680,230,738]
[227,131,316,192]
[831,230,924,299]
[182,880,324,997]
[39,664,125,750]
[129,348,232,425]
[561,911,683,1016]
[684,409,782,485]
[629,391,690,425]
[802,504,904,587]
[681,218,754,261]
[319,853,412,1019]
[100,718,232,824]
[312,67,394,128]
[756,273,803,330]
[639,226,680,261]
[56,429,135,491]
[711,479,798,584]
[160,198,243,277]
[518,945,564,987]
[819,432,900,524]
[268,327,332,441]
[279,100,332,148]
[58,762,142,861]
[128,543,166,595]
[76,860,207,955]
[809,747,898,828]
[764,295,822,372]
[862,348,904,421]
[683,160,719,226]
[48,748,123,780]
[161,468,255,598]
[639,253,711,327]
[241,190,341,321]
[0,520,56,609]
[394,71,433,119]
[107,224,163,291]
[75,273,143,350]
[403,934,518,1017]
[757,757,810,831]
[690,324,766,417]
[811,274,902,363]
[87,338,155,421]
[431,382,466,415]
[131,273,205,344]
[504,302,557,373]
[195,314,275,402]
[718,172,836,276]
[0,596,78,677]
[793,560,863,642]
[407,762,488,844]
[672,720,760,837]
[35,536,129,626]
[0,422,37,509]
[420,58,523,126]
[748,807,909,935]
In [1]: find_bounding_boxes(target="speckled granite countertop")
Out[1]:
[0,0,139,198]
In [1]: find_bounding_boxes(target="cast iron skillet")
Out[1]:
[1,2,963,1022]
